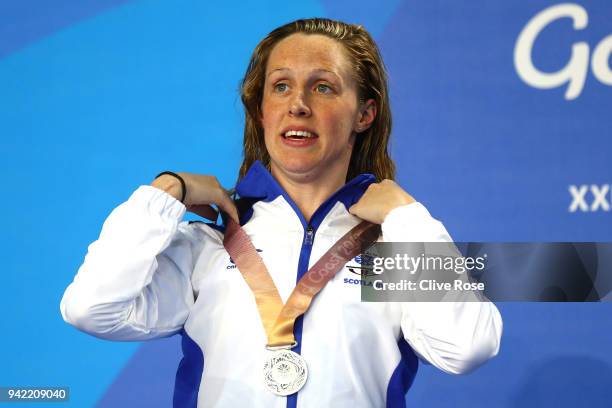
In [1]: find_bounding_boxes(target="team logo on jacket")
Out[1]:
[344,252,376,286]
[227,249,263,269]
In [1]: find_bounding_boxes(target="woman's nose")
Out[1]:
[289,93,311,117]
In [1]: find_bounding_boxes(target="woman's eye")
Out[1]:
[316,84,332,93]
[274,83,288,93]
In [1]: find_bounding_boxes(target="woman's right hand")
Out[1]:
[151,173,239,223]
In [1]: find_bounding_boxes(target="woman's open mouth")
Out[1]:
[282,130,318,140]
[280,129,319,147]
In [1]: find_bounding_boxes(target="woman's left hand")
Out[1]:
[349,180,416,224]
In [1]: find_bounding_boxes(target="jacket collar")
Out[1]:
[235,160,376,229]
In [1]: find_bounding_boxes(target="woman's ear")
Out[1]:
[355,99,377,133]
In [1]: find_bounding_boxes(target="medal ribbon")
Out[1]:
[223,218,381,348]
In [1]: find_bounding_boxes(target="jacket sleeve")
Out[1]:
[381,203,503,375]
[60,185,204,341]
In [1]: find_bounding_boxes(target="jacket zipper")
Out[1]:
[304,225,314,246]
[287,223,315,408]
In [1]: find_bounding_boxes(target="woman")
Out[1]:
[61,18,502,407]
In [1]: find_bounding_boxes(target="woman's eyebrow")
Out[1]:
[266,67,341,80]
[310,68,341,80]
[267,68,289,78]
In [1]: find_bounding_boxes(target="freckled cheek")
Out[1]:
[322,111,354,139]
[260,104,282,136]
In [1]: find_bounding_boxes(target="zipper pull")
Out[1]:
[304,225,314,246]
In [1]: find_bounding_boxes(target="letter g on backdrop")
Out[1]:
[514,3,612,100]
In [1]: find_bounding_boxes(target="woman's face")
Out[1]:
[261,33,374,183]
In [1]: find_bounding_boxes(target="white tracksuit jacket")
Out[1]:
[60,161,502,408]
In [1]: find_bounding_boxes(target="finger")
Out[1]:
[215,191,240,223]
[187,204,219,221]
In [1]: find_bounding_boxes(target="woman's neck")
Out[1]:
[271,165,347,223]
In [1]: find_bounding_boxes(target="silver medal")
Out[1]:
[263,349,308,396]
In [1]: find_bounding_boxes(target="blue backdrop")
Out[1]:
[1,1,611,406]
